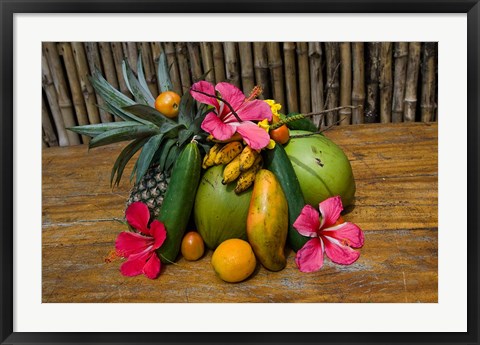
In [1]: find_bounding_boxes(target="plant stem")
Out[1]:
[289,116,349,138]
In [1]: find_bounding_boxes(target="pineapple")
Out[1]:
[69,52,209,218]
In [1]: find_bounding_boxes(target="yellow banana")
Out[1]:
[239,146,259,172]
[222,154,242,185]
[202,143,223,169]
[214,141,243,165]
[234,155,263,194]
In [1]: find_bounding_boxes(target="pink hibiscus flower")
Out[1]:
[190,81,273,150]
[293,196,365,273]
[115,202,166,279]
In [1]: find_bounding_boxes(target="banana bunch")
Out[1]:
[202,142,263,194]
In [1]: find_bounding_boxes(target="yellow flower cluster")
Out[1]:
[264,99,282,118]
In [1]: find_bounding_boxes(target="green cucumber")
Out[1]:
[263,144,309,252]
[156,141,201,263]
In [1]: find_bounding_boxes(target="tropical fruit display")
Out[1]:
[69,53,365,282]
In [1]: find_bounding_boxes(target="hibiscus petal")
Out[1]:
[323,235,361,265]
[319,196,344,228]
[235,121,271,150]
[119,247,153,277]
[115,231,154,257]
[190,81,219,110]
[150,220,167,250]
[125,202,150,235]
[293,204,320,237]
[322,222,365,248]
[295,238,324,273]
[215,82,245,113]
[201,113,236,141]
[142,252,161,279]
[237,99,273,122]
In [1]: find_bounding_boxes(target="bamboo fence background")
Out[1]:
[42,42,438,147]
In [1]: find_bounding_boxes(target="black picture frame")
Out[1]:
[1,1,479,344]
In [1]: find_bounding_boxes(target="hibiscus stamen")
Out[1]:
[245,86,262,102]
[190,87,243,122]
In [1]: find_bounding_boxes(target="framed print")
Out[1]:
[1,0,479,344]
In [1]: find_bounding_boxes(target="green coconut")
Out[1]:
[284,130,356,207]
[194,165,252,249]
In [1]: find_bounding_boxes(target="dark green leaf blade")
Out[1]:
[122,59,155,107]
[137,52,156,101]
[68,121,141,138]
[123,104,176,127]
[89,125,157,149]
[157,53,173,93]
[158,139,176,172]
[165,145,181,171]
[111,137,149,187]
[178,92,195,127]
[135,134,164,184]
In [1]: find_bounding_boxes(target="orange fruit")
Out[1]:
[154,91,181,118]
[270,125,290,144]
[181,231,205,261]
[211,239,256,283]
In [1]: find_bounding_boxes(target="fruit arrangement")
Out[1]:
[70,53,365,282]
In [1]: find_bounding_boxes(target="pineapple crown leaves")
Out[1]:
[68,51,208,188]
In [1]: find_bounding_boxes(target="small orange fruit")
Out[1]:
[181,231,205,261]
[154,91,181,118]
[270,125,290,144]
[211,239,256,283]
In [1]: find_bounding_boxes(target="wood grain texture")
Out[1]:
[42,123,438,303]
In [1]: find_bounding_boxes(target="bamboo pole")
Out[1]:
[365,42,380,123]
[58,42,90,143]
[379,42,393,123]
[43,42,80,145]
[223,42,241,89]
[42,54,69,146]
[99,42,123,122]
[151,42,164,91]
[163,42,182,94]
[212,42,226,83]
[122,42,138,71]
[283,42,299,114]
[176,42,192,92]
[238,42,255,94]
[404,42,422,122]
[187,42,203,83]
[339,42,352,125]
[421,42,437,122]
[297,42,311,115]
[392,42,408,122]
[351,42,365,124]
[267,42,285,108]
[308,42,324,128]
[110,42,132,97]
[42,94,59,147]
[253,42,271,99]
[200,42,216,83]
[324,42,340,126]
[71,42,101,125]
[139,42,159,96]
[84,42,112,123]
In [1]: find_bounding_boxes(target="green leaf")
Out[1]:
[137,52,155,101]
[110,137,149,187]
[177,128,194,147]
[157,53,173,93]
[122,59,155,106]
[135,134,164,184]
[157,139,176,171]
[178,92,195,127]
[68,121,141,138]
[165,145,181,171]
[123,104,175,128]
[89,125,157,149]
[130,159,139,183]
[89,70,135,109]
[160,122,185,139]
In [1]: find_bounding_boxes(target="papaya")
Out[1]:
[246,169,288,271]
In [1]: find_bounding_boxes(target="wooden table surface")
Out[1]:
[42,122,438,303]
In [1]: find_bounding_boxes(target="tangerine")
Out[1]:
[270,125,290,144]
[211,239,256,283]
[154,91,181,118]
